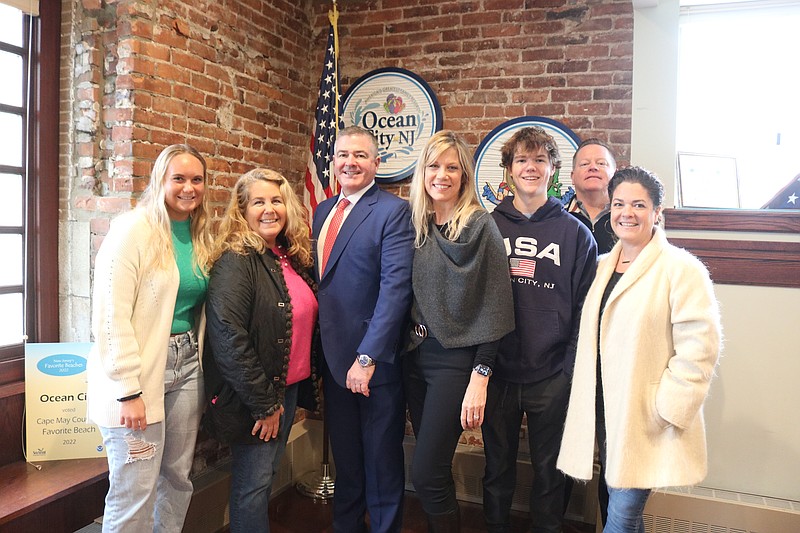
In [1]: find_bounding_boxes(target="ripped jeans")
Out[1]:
[99,330,203,533]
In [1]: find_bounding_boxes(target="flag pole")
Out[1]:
[297,0,339,502]
[330,0,340,196]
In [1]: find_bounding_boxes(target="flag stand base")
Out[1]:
[296,462,335,502]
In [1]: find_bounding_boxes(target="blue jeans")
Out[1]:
[100,330,203,533]
[605,487,651,533]
[228,383,298,533]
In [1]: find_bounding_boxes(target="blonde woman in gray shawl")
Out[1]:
[405,130,514,532]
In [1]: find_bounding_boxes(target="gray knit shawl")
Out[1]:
[411,210,515,349]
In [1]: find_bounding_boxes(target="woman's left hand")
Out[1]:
[252,405,284,441]
[461,373,489,430]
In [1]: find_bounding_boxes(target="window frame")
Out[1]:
[0,0,60,385]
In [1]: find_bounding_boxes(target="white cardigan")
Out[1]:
[557,228,721,489]
[86,210,205,428]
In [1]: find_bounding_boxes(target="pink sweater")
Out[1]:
[277,249,318,385]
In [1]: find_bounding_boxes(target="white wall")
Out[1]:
[705,284,800,501]
[632,0,800,502]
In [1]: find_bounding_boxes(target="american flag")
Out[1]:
[509,258,536,278]
[303,5,344,220]
[762,174,800,209]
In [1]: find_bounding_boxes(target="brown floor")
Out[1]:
[266,488,595,533]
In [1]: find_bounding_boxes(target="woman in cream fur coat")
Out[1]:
[557,167,721,533]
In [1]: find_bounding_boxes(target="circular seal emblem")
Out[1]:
[342,67,443,183]
[474,116,581,212]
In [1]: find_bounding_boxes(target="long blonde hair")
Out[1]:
[211,169,313,268]
[138,144,212,274]
[409,130,483,247]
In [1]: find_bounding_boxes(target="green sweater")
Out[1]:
[171,219,208,334]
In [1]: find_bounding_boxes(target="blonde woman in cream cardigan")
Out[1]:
[86,144,213,532]
[557,167,721,533]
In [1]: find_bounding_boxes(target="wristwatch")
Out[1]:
[473,364,493,377]
[357,354,376,367]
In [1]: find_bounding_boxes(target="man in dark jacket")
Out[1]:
[482,127,597,533]
[565,138,617,255]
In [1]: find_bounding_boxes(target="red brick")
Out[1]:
[524,103,566,117]
[155,61,191,85]
[568,102,611,116]
[439,1,481,15]
[594,116,632,131]
[187,104,216,124]
[481,24,521,38]
[480,78,521,90]
[103,107,133,123]
[111,125,133,141]
[523,76,566,89]
[566,73,614,87]
[446,105,485,119]
[468,91,509,105]
[593,87,631,101]
[551,88,592,102]
[565,44,611,61]
[191,72,220,94]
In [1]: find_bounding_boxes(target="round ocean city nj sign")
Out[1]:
[342,67,442,183]
[474,116,581,212]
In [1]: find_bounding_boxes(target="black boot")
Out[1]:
[427,506,461,533]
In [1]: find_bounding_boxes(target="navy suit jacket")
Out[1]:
[312,183,414,389]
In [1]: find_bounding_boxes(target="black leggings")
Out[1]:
[404,337,474,515]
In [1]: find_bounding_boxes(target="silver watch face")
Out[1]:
[358,354,374,367]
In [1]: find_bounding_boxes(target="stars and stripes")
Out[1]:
[762,174,800,210]
[303,6,344,219]
[509,258,536,278]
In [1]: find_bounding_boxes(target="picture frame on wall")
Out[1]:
[677,152,741,209]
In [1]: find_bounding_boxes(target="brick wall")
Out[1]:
[312,0,634,197]
[60,0,318,341]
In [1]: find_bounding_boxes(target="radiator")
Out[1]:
[643,487,800,533]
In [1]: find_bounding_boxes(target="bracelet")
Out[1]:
[117,392,142,402]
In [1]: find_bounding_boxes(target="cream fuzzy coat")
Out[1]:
[86,210,205,428]
[557,228,721,489]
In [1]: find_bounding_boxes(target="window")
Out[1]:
[676,0,800,209]
[0,4,27,368]
[0,1,59,385]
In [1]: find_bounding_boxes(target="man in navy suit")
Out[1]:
[313,126,413,533]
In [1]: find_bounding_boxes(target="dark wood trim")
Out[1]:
[0,458,109,530]
[664,208,800,234]
[27,0,61,344]
[0,353,24,385]
[0,379,25,399]
[671,238,800,289]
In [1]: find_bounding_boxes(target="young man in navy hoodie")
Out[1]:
[482,127,597,533]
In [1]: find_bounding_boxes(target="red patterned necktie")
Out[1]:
[321,198,350,273]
